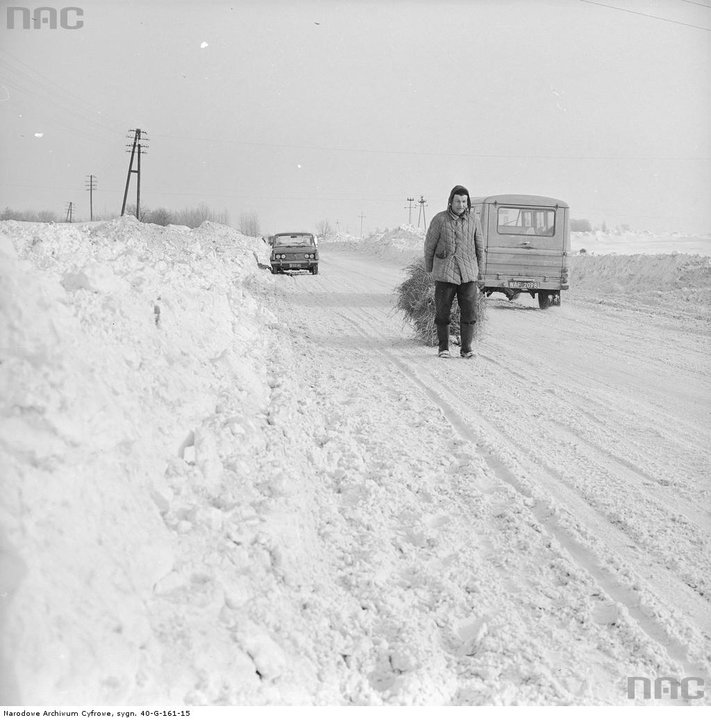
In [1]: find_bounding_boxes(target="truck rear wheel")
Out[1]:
[538,292,552,309]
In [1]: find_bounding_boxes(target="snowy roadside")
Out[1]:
[0,218,280,703]
[1,218,709,706]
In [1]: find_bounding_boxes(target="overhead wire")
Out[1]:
[579,0,711,30]
[149,131,704,161]
[0,48,124,131]
[675,0,711,9]
[0,50,126,143]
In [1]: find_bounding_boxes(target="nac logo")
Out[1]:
[627,676,706,701]
[5,6,84,30]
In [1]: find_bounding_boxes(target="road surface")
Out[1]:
[264,244,710,703]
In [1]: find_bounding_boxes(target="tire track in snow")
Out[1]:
[349,300,711,630]
[335,305,711,682]
[478,338,707,472]
[470,353,709,535]
[349,301,708,534]
[341,296,710,605]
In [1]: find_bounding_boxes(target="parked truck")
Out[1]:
[471,194,570,309]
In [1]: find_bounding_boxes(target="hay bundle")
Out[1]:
[395,258,486,346]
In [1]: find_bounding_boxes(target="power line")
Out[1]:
[0,50,125,141]
[675,0,711,8]
[149,132,706,161]
[579,0,711,31]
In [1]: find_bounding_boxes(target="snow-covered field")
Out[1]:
[336,223,711,260]
[1,217,709,706]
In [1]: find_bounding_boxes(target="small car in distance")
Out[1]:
[270,232,319,275]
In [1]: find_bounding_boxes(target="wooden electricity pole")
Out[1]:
[417,195,427,229]
[121,128,149,218]
[85,174,97,221]
[405,196,415,225]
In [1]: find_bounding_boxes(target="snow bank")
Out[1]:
[367,224,425,255]
[569,253,711,308]
[0,218,278,703]
[569,233,711,315]
[322,224,425,262]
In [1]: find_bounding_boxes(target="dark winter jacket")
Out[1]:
[424,209,484,284]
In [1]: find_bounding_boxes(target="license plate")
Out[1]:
[508,280,537,289]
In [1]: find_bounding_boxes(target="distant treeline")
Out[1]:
[571,218,629,233]
[0,204,262,233]
[125,204,232,228]
[1,207,61,223]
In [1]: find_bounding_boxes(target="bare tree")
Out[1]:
[570,218,592,232]
[239,212,260,237]
[146,207,172,226]
[1,207,59,222]
[315,219,333,240]
[37,210,59,223]
[124,204,150,222]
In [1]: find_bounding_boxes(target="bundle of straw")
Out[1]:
[395,258,486,346]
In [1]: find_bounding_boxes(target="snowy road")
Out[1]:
[263,245,711,703]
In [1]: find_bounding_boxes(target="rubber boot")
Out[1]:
[436,323,450,353]
[460,321,475,356]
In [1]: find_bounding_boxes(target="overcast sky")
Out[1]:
[1,0,709,235]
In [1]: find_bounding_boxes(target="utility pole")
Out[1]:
[405,196,415,225]
[65,201,73,223]
[85,174,97,221]
[359,210,365,239]
[417,195,427,229]
[121,128,149,219]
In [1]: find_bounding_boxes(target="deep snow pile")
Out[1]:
[568,253,711,320]
[0,218,282,703]
[367,225,425,256]
[321,229,362,244]
[322,225,425,262]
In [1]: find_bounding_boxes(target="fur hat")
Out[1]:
[448,185,471,210]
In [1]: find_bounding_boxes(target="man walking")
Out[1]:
[424,185,484,358]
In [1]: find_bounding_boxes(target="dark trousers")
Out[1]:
[434,281,477,352]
